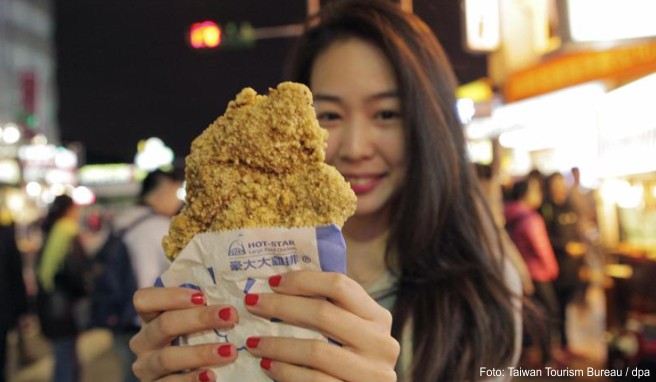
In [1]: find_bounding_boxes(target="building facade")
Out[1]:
[0,0,58,144]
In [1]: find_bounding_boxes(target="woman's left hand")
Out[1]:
[243,270,400,382]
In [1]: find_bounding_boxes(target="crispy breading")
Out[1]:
[163,82,356,260]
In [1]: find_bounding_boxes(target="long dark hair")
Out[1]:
[288,1,517,380]
[42,194,75,236]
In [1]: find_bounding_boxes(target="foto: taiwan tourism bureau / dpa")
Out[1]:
[480,366,651,379]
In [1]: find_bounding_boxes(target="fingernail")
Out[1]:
[260,357,272,370]
[191,292,205,305]
[246,337,260,348]
[199,370,211,382]
[269,275,282,287]
[218,307,231,321]
[217,344,232,357]
[244,293,259,306]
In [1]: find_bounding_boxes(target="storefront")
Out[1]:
[466,82,605,180]
[596,73,656,256]
[459,1,656,365]
[467,0,656,180]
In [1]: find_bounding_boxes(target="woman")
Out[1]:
[541,172,587,356]
[129,1,522,381]
[504,177,559,366]
[37,194,88,382]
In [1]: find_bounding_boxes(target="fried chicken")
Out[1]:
[163,82,356,260]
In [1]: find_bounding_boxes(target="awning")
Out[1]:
[504,40,656,102]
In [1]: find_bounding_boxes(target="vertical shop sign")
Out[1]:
[462,0,500,52]
[20,71,37,114]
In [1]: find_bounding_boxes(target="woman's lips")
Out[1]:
[345,175,384,195]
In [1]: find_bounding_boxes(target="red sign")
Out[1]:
[20,71,36,113]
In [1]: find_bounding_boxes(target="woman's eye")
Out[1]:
[317,112,340,120]
[316,112,342,126]
[375,110,400,120]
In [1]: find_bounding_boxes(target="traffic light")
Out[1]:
[190,21,222,49]
[189,21,255,50]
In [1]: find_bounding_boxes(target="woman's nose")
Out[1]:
[339,119,375,161]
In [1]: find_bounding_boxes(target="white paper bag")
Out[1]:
[157,225,347,382]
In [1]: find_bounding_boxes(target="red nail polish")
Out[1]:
[269,275,282,287]
[199,370,211,382]
[191,292,205,305]
[260,358,272,370]
[246,337,260,348]
[218,344,232,357]
[218,307,231,321]
[245,293,259,306]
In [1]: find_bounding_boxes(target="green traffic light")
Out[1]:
[26,114,38,128]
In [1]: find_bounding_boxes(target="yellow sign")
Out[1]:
[456,78,494,102]
[504,40,656,102]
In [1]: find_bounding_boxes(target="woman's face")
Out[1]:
[549,175,568,205]
[526,178,543,209]
[310,38,405,219]
[68,204,81,220]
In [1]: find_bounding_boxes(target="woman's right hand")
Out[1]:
[129,287,239,382]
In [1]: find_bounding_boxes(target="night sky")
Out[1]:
[53,0,486,165]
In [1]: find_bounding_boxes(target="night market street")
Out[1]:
[3,1,656,381]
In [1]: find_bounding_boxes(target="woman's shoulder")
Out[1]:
[502,255,523,297]
[497,256,523,379]
[484,203,525,298]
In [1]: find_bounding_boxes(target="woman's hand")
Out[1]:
[129,287,239,382]
[243,271,400,382]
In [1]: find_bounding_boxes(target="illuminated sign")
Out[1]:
[463,0,500,52]
[565,0,656,43]
[598,73,656,177]
[0,159,20,184]
[78,164,136,185]
[504,40,656,102]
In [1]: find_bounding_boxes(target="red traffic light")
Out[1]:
[190,21,221,49]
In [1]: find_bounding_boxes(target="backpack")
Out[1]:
[36,234,90,339]
[90,212,154,331]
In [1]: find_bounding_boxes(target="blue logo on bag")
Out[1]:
[228,240,246,257]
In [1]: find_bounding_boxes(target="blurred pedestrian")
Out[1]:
[505,176,559,366]
[541,171,589,356]
[568,167,598,234]
[36,195,89,382]
[0,218,28,382]
[568,167,604,273]
[109,169,183,382]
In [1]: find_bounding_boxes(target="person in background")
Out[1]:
[541,171,588,358]
[109,169,183,382]
[567,167,603,274]
[128,1,522,381]
[505,176,559,366]
[0,218,28,382]
[568,167,598,235]
[37,195,88,382]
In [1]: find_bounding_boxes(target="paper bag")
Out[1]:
[157,225,347,381]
